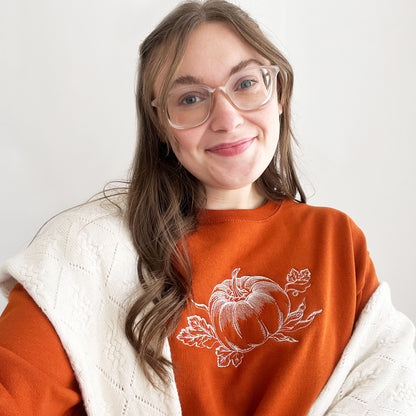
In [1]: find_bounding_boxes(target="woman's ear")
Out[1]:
[278,103,283,115]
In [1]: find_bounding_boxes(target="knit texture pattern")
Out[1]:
[0,197,181,415]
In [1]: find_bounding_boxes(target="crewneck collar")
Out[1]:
[197,198,285,225]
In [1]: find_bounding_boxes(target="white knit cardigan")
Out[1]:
[1,198,415,415]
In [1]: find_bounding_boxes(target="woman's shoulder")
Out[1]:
[38,192,129,237]
[281,198,368,245]
[26,192,132,264]
[282,198,354,225]
[0,193,134,299]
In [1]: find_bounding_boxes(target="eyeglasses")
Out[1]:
[152,65,279,130]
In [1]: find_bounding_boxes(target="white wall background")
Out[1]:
[1,0,415,326]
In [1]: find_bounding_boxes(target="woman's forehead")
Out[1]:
[176,22,266,80]
[154,22,268,94]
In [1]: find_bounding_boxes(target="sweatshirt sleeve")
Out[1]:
[0,284,86,416]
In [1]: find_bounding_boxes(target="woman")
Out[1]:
[0,1,415,415]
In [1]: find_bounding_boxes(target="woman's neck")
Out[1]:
[204,185,266,210]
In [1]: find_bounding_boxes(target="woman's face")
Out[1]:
[156,22,281,209]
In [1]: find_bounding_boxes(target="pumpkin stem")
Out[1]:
[231,268,243,297]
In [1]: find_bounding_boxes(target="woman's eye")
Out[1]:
[238,79,257,90]
[183,95,199,105]
[178,92,207,106]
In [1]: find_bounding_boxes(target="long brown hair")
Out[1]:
[125,0,306,386]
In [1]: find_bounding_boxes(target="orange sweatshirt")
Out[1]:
[169,199,379,415]
[0,199,378,415]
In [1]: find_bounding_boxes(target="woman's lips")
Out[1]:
[207,137,255,157]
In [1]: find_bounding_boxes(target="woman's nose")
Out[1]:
[208,91,244,132]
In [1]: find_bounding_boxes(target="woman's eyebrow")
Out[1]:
[229,58,266,75]
[173,75,204,86]
[172,59,265,87]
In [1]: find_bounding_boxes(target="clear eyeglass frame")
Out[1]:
[151,65,279,130]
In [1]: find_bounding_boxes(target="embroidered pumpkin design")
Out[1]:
[177,267,322,368]
[209,268,290,352]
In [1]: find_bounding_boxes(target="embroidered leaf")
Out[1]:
[286,268,311,283]
[285,269,311,296]
[187,315,211,331]
[271,333,298,343]
[216,346,244,368]
[284,309,323,333]
[177,315,218,349]
[283,301,307,328]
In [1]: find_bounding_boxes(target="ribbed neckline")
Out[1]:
[197,198,285,225]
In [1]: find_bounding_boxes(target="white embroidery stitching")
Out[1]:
[177,267,322,368]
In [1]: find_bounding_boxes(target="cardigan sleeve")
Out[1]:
[0,284,86,416]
